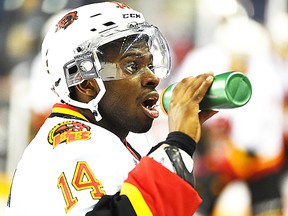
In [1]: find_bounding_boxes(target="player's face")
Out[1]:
[98,43,160,137]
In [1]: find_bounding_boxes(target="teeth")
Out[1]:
[146,104,158,110]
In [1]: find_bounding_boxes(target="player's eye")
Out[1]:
[148,64,154,72]
[125,62,139,74]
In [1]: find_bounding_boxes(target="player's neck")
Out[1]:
[78,107,128,142]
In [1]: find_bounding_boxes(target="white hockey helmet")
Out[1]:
[42,1,171,121]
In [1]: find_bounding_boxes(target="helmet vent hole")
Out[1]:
[90,13,101,18]
[91,28,97,32]
[103,21,115,26]
[55,78,61,87]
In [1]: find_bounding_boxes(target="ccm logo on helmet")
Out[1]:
[123,13,141,19]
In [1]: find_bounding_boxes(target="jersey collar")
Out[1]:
[50,103,89,122]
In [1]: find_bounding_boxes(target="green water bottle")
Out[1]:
[160,71,252,114]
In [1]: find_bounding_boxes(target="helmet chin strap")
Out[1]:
[62,78,106,122]
[88,78,106,122]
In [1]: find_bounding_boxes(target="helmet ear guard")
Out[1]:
[61,52,104,122]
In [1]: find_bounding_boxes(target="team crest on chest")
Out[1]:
[48,121,91,148]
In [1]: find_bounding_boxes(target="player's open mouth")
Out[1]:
[141,94,159,119]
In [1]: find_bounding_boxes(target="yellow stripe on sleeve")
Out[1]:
[120,182,153,216]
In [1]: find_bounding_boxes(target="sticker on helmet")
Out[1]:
[55,11,78,32]
[112,1,131,9]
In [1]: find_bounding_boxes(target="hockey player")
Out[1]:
[6,2,217,215]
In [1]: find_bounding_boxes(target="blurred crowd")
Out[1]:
[0,0,288,215]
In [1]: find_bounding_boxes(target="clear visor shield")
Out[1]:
[64,23,171,87]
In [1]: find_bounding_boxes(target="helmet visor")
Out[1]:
[64,23,171,87]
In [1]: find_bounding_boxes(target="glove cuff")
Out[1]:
[148,131,196,157]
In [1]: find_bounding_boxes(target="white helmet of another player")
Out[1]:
[42,1,171,121]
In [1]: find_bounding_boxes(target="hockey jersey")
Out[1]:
[6,103,202,216]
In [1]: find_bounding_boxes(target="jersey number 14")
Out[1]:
[57,161,106,213]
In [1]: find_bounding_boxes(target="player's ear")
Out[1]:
[76,79,99,97]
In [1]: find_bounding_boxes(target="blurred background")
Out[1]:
[0,0,288,215]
